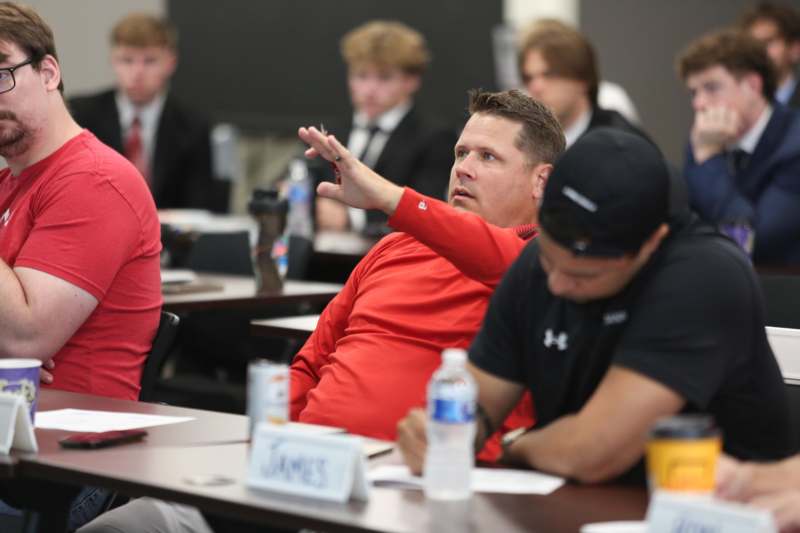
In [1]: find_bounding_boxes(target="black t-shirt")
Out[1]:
[470,215,795,466]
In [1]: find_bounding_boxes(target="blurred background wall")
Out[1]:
[23,0,800,168]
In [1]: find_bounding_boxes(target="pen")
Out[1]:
[320,123,342,185]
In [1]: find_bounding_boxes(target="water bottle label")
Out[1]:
[288,184,310,203]
[431,398,475,424]
[271,237,289,260]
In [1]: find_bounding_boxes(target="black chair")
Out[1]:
[785,382,800,453]
[287,234,313,280]
[139,311,180,402]
[187,231,253,276]
[96,311,182,516]
[759,274,800,328]
[162,228,318,412]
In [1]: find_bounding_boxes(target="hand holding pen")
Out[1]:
[319,124,342,185]
[297,125,403,215]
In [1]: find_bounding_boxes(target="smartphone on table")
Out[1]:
[58,429,148,449]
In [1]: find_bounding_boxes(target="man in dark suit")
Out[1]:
[518,19,650,148]
[739,2,800,109]
[315,20,456,234]
[69,14,220,211]
[678,29,800,265]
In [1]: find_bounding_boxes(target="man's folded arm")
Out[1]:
[504,366,685,482]
[0,264,98,360]
[468,363,527,449]
[684,152,753,222]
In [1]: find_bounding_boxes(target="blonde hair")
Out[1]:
[341,21,430,74]
[111,13,176,49]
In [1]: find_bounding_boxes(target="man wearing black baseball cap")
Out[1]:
[398,128,794,482]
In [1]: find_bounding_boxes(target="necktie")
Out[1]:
[727,148,749,176]
[125,116,149,182]
[357,125,382,167]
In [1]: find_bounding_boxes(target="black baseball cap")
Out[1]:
[538,128,670,257]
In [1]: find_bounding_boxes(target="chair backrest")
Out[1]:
[187,231,253,276]
[759,274,800,328]
[785,381,800,453]
[140,311,180,402]
[287,234,313,280]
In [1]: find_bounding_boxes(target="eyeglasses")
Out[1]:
[0,57,35,95]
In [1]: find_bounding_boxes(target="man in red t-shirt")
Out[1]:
[0,4,161,531]
[0,8,161,401]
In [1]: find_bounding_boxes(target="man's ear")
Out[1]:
[789,40,800,64]
[38,54,61,92]
[164,50,178,78]
[404,73,421,96]
[637,223,670,263]
[741,71,763,97]
[531,163,552,201]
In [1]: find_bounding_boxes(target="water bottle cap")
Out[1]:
[249,188,288,215]
[442,348,467,365]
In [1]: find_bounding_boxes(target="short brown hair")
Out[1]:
[677,29,777,101]
[468,89,566,166]
[111,13,177,50]
[0,2,62,93]
[518,19,599,106]
[341,21,429,75]
[738,2,800,43]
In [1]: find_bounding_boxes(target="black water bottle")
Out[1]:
[248,189,288,293]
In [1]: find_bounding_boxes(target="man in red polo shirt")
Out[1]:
[293,89,564,460]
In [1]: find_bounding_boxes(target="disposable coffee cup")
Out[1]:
[646,415,721,493]
[0,359,42,423]
[719,220,755,257]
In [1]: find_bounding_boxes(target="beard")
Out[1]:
[0,111,31,159]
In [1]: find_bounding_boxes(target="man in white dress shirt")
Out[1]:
[738,1,800,109]
[315,20,455,234]
[70,13,218,211]
[517,19,650,148]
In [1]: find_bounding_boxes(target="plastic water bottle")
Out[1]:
[424,348,477,500]
[286,159,313,240]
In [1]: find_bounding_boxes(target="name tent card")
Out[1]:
[647,491,776,533]
[247,423,370,503]
[0,392,37,455]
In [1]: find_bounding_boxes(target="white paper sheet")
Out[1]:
[35,409,194,432]
[369,464,564,495]
[160,269,197,284]
[362,438,394,458]
[282,421,345,435]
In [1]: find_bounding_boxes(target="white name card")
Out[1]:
[246,423,370,503]
[647,491,776,533]
[0,392,37,455]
